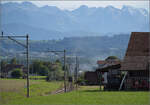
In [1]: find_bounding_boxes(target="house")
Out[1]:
[84,63,121,88]
[84,56,121,86]
[121,32,150,90]
[1,64,24,78]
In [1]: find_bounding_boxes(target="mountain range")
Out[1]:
[1,2,149,40]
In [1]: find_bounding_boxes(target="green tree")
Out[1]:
[10,58,17,64]
[39,65,49,76]
[11,68,23,78]
[30,60,43,74]
[30,60,50,76]
[55,59,61,63]
[47,60,64,81]
[1,60,7,71]
[0,60,7,77]
[105,56,119,61]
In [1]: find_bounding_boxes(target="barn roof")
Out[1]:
[121,32,150,71]
[4,64,24,72]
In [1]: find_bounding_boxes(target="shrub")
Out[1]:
[11,68,23,78]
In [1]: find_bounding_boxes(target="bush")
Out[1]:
[11,68,23,78]
[39,65,49,76]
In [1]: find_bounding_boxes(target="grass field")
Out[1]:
[29,76,47,79]
[0,79,149,105]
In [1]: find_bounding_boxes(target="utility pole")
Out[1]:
[0,32,2,78]
[26,35,29,97]
[65,55,78,91]
[64,49,67,92]
[75,56,78,89]
[0,59,1,78]
[0,31,30,98]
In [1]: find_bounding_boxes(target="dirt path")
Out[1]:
[50,83,77,95]
[50,88,64,94]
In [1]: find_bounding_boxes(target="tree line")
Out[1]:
[0,58,64,80]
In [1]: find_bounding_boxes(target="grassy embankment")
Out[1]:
[0,79,149,105]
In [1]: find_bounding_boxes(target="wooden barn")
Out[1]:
[121,32,150,91]
[85,56,122,88]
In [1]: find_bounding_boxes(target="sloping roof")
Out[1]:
[97,60,106,65]
[97,60,121,65]
[121,32,150,71]
[96,64,121,72]
[4,64,24,72]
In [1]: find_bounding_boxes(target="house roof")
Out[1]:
[121,32,150,71]
[97,60,121,65]
[4,64,24,72]
[97,60,106,65]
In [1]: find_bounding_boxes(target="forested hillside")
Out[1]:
[0,34,130,58]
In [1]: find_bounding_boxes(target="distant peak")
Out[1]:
[138,8,148,16]
[122,5,135,10]
[105,5,115,9]
[40,5,61,12]
[73,5,89,12]
[20,2,37,9]
[21,2,34,6]
[105,5,119,11]
[79,5,89,9]
[42,5,58,9]
[121,5,139,15]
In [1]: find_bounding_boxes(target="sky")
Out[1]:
[2,0,149,11]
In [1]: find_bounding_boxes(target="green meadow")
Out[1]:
[0,79,149,105]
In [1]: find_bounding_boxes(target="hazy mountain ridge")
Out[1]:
[0,34,130,59]
[1,2,149,40]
